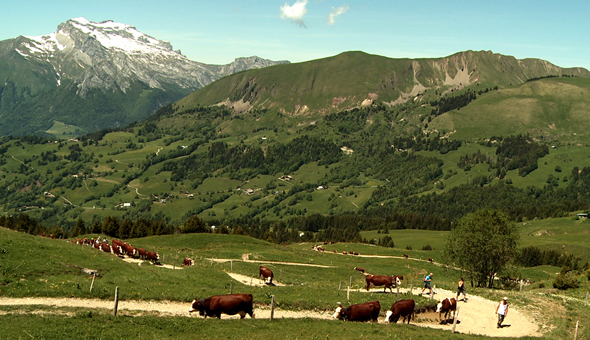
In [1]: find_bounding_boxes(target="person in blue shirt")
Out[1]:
[421,272,434,295]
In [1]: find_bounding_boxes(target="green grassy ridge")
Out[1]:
[180,51,590,117]
[432,77,590,141]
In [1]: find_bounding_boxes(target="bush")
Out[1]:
[553,272,580,290]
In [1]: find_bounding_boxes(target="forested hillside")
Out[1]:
[1,75,590,250]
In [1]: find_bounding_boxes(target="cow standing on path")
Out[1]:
[183,257,194,266]
[137,248,147,260]
[332,301,380,322]
[189,294,254,319]
[436,297,457,324]
[259,266,274,285]
[146,251,160,264]
[365,274,402,293]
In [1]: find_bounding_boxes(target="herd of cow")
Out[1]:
[73,237,161,264]
[187,294,457,325]
[190,265,457,326]
[72,238,454,325]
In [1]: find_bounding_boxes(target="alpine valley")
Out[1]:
[2,18,590,253]
[0,18,288,136]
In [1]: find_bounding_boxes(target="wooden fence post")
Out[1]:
[585,292,588,307]
[339,281,342,290]
[410,278,413,295]
[452,306,460,333]
[231,260,233,272]
[90,273,96,292]
[347,286,350,302]
[350,276,352,287]
[113,286,119,316]
[270,295,276,321]
[250,276,253,286]
[520,279,523,292]
[574,320,579,340]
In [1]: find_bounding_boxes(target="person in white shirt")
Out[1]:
[496,297,509,328]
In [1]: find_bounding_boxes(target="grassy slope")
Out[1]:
[431,77,590,141]
[1,228,588,339]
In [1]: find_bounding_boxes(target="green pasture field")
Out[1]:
[0,310,484,340]
[431,77,590,142]
[45,121,84,137]
[361,230,447,254]
[1,227,589,339]
[364,216,590,264]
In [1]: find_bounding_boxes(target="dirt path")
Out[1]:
[211,255,334,268]
[121,257,181,270]
[0,290,541,337]
[420,289,541,337]
[0,297,330,320]
[225,272,287,287]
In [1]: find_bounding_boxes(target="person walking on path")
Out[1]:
[421,272,434,295]
[456,277,467,301]
[496,297,509,328]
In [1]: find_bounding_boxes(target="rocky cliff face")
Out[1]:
[13,18,288,96]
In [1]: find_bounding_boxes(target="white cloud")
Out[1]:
[327,5,349,25]
[280,0,309,28]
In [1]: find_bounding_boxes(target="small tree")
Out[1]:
[444,209,519,287]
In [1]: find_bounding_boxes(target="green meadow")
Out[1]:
[1,227,589,339]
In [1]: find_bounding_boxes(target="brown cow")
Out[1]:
[365,275,402,293]
[332,301,380,322]
[137,248,147,260]
[259,266,273,284]
[429,257,434,263]
[146,251,160,264]
[112,239,125,248]
[436,297,457,324]
[183,257,194,266]
[112,245,124,257]
[385,299,415,324]
[403,254,409,259]
[122,243,137,258]
[100,243,111,253]
[189,294,254,319]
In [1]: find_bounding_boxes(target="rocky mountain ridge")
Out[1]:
[0,18,288,136]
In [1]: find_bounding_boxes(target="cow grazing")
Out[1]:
[365,275,402,293]
[428,257,434,263]
[183,257,194,266]
[137,248,147,260]
[354,267,365,273]
[146,251,160,264]
[403,254,409,259]
[332,301,380,322]
[385,299,415,324]
[436,297,457,323]
[189,294,254,319]
[259,266,274,284]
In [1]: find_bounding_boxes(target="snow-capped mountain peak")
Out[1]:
[10,17,288,98]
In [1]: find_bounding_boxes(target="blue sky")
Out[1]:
[3,0,589,69]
